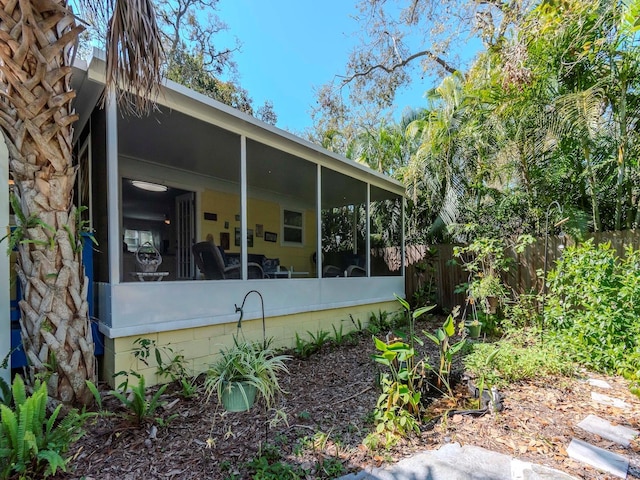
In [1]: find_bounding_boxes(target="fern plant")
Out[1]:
[0,353,11,407]
[0,376,91,479]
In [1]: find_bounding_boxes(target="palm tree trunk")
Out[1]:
[583,144,601,232]
[614,79,628,231]
[0,0,95,404]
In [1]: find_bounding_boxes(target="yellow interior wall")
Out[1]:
[101,300,399,387]
[199,189,241,247]
[199,188,317,274]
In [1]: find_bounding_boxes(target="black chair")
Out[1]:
[322,265,343,277]
[346,265,366,277]
[192,241,265,279]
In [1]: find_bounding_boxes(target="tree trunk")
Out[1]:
[0,0,95,404]
[614,78,628,231]
[583,144,601,232]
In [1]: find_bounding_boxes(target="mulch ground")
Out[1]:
[55,316,640,480]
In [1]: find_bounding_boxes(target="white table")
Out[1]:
[130,272,169,282]
[268,271,310,279]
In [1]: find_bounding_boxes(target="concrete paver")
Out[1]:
[587,378,612,389]
[577,414,639,447]
[591,392,632,410]
[567,438,629,479]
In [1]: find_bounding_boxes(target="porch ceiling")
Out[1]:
[118,107,241,183]
[117,108,366,207]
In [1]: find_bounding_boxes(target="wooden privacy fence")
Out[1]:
[403,230,640,311]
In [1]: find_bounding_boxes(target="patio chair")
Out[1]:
[322,265,343,277]
[192,241,265,279]
[346,265,366,277]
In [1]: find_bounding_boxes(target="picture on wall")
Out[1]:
[256,224,264,237]
[220,232,230,250]
[235,228,255,247]
[264,231,277,243]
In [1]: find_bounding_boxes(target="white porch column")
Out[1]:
[402,196,406,279]
[316,164,322,277]
[240,135,247,279]
[366,184,371,276]
[0,138,10,383]
[106,95,120,285]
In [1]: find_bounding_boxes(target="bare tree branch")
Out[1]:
[339,48,458,85]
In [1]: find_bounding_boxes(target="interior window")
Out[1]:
[282,209,303,244]
[123,229,154,253]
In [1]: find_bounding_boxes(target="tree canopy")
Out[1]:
[78,0,277,123]
[314,0,640,243]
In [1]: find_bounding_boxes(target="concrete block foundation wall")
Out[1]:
[100,301,399,387]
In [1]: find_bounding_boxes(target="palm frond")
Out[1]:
[78,0,164,115]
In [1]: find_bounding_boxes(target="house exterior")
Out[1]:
[2,51,406,386]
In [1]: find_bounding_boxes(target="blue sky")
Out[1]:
[217,1,439,134]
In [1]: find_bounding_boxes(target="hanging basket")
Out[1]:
[221,381,257,412]
[136,241,162,273]
[465,321,483,339]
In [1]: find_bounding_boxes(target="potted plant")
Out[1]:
[465,318,483,338]
[468,274,506,314]
[454,235,534,315]
[204,337,290,412]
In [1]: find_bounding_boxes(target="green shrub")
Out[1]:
[423,314,466,397]
[367,310,394,335]
[245,443,306,479]
[0,376,92,479]
[307,329,330,351]
[131,338,198,398]
[545,240,640,377]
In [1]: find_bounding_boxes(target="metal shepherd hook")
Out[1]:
[234,290,267,348]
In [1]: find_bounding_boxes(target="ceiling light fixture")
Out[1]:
[131,180,168,192]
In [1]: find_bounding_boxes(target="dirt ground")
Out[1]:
[55,316,640,480]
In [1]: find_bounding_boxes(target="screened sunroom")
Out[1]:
[60,51,406,382]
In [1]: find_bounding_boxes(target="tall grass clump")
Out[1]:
[464,330,574,387]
